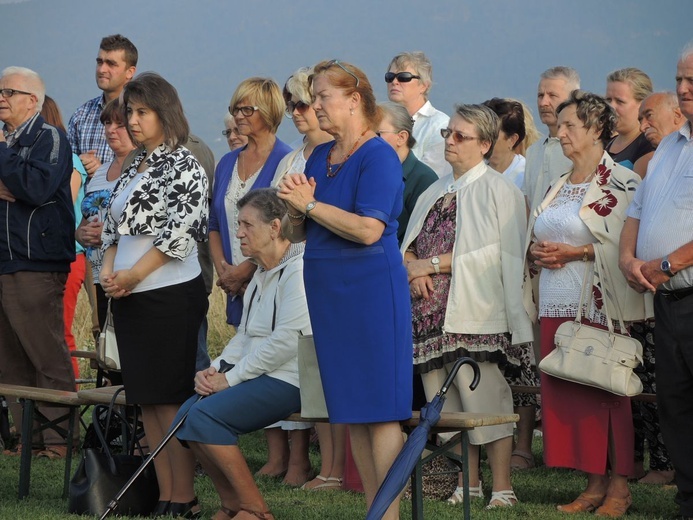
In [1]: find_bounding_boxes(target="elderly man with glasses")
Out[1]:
[0,66,77,459]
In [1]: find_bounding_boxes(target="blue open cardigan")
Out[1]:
[209,138,292,325]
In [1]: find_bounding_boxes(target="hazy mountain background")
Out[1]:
[0,0,688,162]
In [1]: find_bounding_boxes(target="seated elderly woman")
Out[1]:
[175,188,309,520]
[401,104,533,509]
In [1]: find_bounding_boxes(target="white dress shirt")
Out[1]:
[523,135,573,213]
[411,100,452,178]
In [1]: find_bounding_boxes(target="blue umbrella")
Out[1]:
[365,357,480,520]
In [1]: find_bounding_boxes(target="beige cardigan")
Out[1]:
[523,152,651,323]
[401,161,533,345]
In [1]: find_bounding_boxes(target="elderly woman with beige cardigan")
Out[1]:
[401,104,533,509]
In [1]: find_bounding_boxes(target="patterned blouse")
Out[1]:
[101,144,208,261]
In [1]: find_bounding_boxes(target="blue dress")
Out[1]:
[304,138,413,423]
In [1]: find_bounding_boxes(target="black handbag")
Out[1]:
[68,388,159,516]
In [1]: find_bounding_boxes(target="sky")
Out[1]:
[0,0,689,161]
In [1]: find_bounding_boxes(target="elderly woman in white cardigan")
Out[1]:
[401,104,533,509]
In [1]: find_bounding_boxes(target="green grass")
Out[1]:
[0,434,680,519]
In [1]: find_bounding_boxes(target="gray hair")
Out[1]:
[283,66,314,105]
[557,90,617,148]
[645,91,679,110]
[223,111,234,127]
[454,104,500,160]
[387,51,433,98]
[237,188,288,239]
[379,101,416,149]
[1,66,46,111]
[541,66,581,91]
[680,41,693,63]
[607,67,653,102]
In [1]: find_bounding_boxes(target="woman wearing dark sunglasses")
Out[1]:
[386,51,450,177]
[401,104,533,509]
[278,60,412,520]
[209,77,291,331]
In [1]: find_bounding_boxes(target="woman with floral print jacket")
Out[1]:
[523,90,645,518]
[100,72,208,519]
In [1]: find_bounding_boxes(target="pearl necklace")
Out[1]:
[326,129,369,178]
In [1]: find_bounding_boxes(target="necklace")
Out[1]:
[326,128,369,178]
[569,168,596,185]
[239,150,262,188]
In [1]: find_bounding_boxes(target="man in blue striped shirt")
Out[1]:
[67,34,137,176]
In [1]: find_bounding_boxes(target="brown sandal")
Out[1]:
[232,509,274,519]
[557,492,606,513]
[213,506,237,520]
[595,494,632,517]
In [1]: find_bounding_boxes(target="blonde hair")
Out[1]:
[283,67,314,105]
[515,99,540,156]
[607,67,653,103]
[229,77,285,133]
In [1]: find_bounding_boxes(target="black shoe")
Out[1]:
[168,497,201,518]
[150,500,170,517]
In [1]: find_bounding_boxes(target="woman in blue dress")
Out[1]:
[278,60,412,520]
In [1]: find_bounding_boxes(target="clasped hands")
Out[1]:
[277,172,316,215]
[100,269,139,299]
[194,366,229,396]
[406,258,434,300]
[619,256,668,294]
[216,260,249,295]
[529,241,581,270]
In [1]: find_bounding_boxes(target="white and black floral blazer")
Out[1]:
[102,144,208,261]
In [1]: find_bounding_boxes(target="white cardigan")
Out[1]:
[212,243,311,388]
[401,161,533,345]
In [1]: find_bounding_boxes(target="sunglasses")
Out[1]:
[385,72,421,84]
[229,105,259,117]
[0,88,34,98]
[326,59,360,88]
[222,128,241,137]
[440,128,480,144]
[285,100,310,118]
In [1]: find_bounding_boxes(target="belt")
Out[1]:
[660,286,693,301]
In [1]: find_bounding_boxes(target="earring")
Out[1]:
[350,108,354,116]
[593,140,598,146]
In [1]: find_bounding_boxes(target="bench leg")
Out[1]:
[63,407,77,498]
[462,432,470,520]
[18,398,33,499]
[411,457,424,520]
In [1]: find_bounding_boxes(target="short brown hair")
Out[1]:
[100,98,126,125]
[100,34,138,68]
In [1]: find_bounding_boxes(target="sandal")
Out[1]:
[301,474,328,490]
[638,469,675,485]
[36,445,71,460]
[168,497,201,519]
[510,449,536,470]
[557,492,606,513]
[311,476,343,490]
[595,494,632,518]
[486,489,518,509]
[446,482,484,505]
[213,506,238,520]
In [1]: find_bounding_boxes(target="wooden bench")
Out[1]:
[0,383,87,499]
[287,411,519,520]
[76,385,127,406]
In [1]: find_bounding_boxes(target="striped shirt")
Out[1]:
[67,95,114,164]
[628,121,693,290]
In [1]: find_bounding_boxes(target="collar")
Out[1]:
[543,135,561,145]
[260,242,305,274]
[401,151,417,180]
[445,160,487,193]
[680,120,692,141]
[4,113,40,147]
[413,100,435,119]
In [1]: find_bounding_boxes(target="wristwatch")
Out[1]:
[661,255,675,277]
[305,200,318,217]
[431,256,440,274]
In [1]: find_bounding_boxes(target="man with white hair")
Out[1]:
[0,66,76,459]
[619,42,693,519]
[639,91,685,148]
[523,66,580,214]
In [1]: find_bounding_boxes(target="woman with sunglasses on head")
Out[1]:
[210,78,291,330]
[401,104,533,509]
[222,112,248,151]
[386,51,450,177]
[278,60,412,520]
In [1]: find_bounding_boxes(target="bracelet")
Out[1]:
[287,211,306,221]
[582,246,589,262]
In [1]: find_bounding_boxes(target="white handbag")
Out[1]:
[538,246,643,397]
[97,299,121,371]
[297,334,328,419]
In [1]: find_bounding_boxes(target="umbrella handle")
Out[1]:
[439,357,480,396]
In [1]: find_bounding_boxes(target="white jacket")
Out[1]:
[401,161,533,345]
[212,243,311,388]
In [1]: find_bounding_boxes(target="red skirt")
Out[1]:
[540,317,634,475]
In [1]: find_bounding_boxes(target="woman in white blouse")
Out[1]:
[100,72,208,518]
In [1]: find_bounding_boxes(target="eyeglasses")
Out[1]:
[285,100,310,118]
[375,130,399,137]
[385,72,421,84]
[222,128,241,137]
[326,60,360,88]
[440,128,480,144]
[0,88,34,99]
[229,105,260,117]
